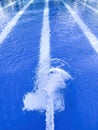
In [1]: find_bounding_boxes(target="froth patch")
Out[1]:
[23,90,47,111]
[23,67,71,112]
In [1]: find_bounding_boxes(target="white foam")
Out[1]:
[23,68,71,111]
[23,90,47,111]
[62,0,98,53]
[23,67,71,130]
[0,0,34,44]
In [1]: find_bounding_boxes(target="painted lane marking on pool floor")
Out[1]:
[62,0,98,53]
[0,0,34,44]
[4,1,17,9]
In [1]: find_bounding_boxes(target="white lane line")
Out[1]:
[4,1,17,9]
[39,0,50,71]
[62,0,98,53]
[40,1,55,130]
[79,1,98,14]
[0,0,34,44]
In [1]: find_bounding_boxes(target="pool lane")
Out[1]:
[71,0,98,37]
[0,0,45,130]
[49,1,98,130]
[0,0,29,32]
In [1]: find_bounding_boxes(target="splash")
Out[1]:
[23,65,71,130]
[23,67,71,111]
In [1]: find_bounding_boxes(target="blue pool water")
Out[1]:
[0,0,98,130]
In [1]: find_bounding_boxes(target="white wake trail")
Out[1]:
[23,0,71,130]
